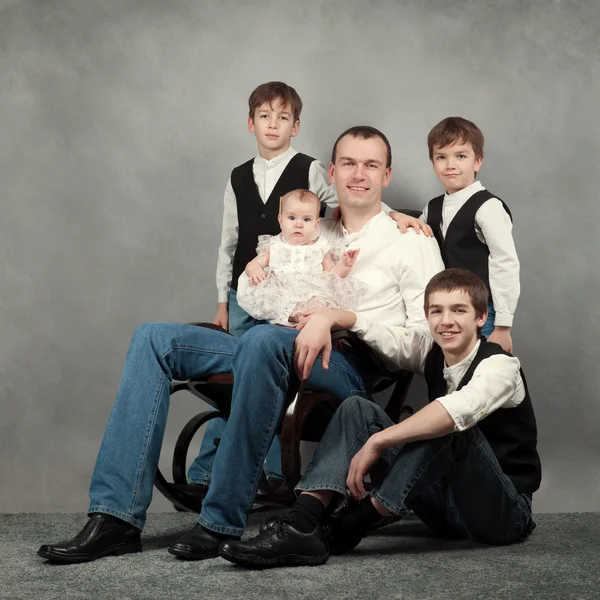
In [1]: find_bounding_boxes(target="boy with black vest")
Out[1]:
[219,268,541,568]
[396,117,519,354]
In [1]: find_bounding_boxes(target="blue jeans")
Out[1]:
[297,396,535,545]
[481,299,495,339]
[228,289,266,338]
[88,323,374,535]
[187,289,282,484]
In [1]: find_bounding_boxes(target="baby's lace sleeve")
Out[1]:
[326,241,345,264]
[256,235,272,255]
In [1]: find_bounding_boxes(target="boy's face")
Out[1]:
[431,141,482,194]
[329,134,391,212]
[278,195,320,246]
[248,100,299,159]
[426,289,487,365]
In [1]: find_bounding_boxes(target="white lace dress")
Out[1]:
[236,234,368,326]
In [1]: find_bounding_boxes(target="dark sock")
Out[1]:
[332,496,383,540]
[285,494,326,533]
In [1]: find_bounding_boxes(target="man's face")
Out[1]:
[328,135,391,211]
[426,289,487,364]
[431,141,482,194]
[248,100,299,158]
[278,195,320,246]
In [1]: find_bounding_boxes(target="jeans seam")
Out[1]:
[128,372,166,518]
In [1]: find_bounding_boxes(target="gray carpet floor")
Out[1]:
[1,512,599,600]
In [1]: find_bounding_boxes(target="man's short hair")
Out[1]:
[424,268,489,318]
[427,117,485,160]
[279,189,321,216]
[331,125,392,168]
[248,81,303,122]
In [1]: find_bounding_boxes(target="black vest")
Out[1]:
[423,340,542,495]
[230,153,316,291]
[427,190,512,295]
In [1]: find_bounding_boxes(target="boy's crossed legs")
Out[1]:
[220,396,535,568]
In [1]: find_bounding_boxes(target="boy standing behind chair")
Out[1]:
[398,117,519,353]
[213,81,339,337]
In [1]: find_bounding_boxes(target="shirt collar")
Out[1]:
[338,210,387,240]
[254,146,297,169]
[444,180,484,203]
[443,339,481,380]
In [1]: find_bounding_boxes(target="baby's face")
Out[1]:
[278,196,320,245]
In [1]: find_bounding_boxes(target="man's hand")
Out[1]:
[293,312,334,380]
[389,211,433,236]
[346,435,383,501]
[245,262,268,286]
[341,248,360,268]
[213,302,229,331]
[487,326,513,354]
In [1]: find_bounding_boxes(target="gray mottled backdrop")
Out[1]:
[1,0,598,513]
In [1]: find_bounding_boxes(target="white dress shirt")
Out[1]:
[421,181,520,327]
[316,212,445,372]
[216,146,391,302]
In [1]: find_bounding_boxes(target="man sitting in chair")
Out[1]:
[38,125,444,564]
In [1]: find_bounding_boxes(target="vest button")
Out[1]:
[261,213,266,219]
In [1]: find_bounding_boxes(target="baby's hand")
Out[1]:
[341,248,360,268]
[246,263,267,286]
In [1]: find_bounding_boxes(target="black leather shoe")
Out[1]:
[37,514,141,563]
[168,524,239,560]
[219,518,329,568]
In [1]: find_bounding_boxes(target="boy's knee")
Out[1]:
[339,395,373,417]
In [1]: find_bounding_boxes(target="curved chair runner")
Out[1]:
[154,323,414,514]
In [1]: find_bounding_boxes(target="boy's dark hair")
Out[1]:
[279,189,320,216]
[427,117,484,160]
[331,125,392,168]
[248,81,303,122]
[424,268,488,319]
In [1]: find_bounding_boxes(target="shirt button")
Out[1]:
[261,214,266,219]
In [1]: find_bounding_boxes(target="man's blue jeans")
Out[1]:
[88,323,374,536]
[187,289,283,485]
[297,396,535,545]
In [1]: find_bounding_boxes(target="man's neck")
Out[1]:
[257,142,291,161]
[340,206,382,234]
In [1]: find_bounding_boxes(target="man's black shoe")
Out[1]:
[219,518,329,568]
[37,513,141,563]
[168,524,239,560]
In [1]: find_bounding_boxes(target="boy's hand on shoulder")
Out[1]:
[487,327,513,354]
[389,211,433,236]
[213,302,229,331]
[245,262,267,286]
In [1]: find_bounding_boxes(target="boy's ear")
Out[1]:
[248,116,255,134]
[291,119,300,138]
[476,310,487,329]
[474,155,483,173]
